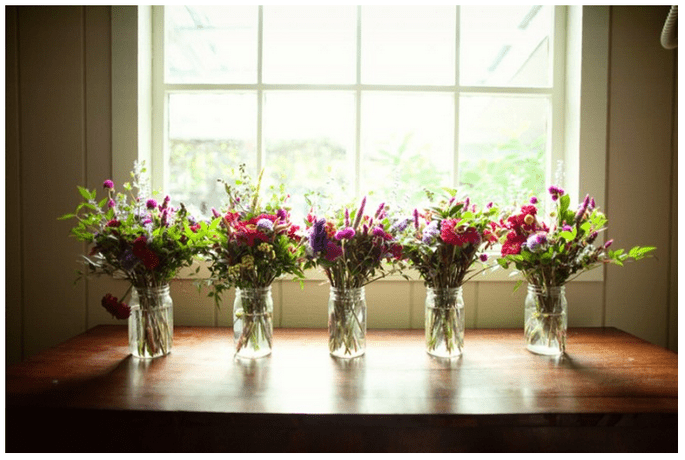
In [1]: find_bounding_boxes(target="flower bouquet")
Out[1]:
[204,165,305,359]
[399,190,500,357]
[304,196,406,358]
[497,186,655,355]
[60,162,209,358]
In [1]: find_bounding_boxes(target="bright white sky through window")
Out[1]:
[161,5,554,219]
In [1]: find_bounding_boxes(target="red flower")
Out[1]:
[189,223,202,233]
[501,233,526,255]
[101,293,131,320]
[389,243,403,260]
[441,219,481,247]
[324,241,342,261]
[132,236,159,270]
[105,220,121,228]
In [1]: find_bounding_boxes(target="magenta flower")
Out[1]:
[604,239,614,249]
[413,208,420,230]
[146,199,157,209]
[372,226,386,239]
[480,253,488,262]
[103,180,114,189]
[530,197,538,204]
[107,199,116,209]
[335,227,356,240]
[548,185,565,201]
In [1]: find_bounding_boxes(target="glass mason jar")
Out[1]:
[328,286,366,358]
[233,286,273,359]
[129,284,173,359]
[425,287,464,358]
[524,284,568,355]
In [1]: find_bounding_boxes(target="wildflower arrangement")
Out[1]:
[304,196,405,289]
[497,186,655,354]
[497,186,655,287]
[304,195,406,356]
[399,189,500,288]
[59,162,210,356]
[398,189,500,355]
[203,165,305,355]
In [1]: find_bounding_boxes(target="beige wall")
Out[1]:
[5,6,678,365]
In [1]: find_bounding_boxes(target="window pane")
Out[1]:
[361,6,456,85]
[458,95,549,207]
[459,5,553,87]
[263,6,356,84]
[263,91,355,218]
[165,6,258,84]
[361,93,453,207]
[167,92,257,217]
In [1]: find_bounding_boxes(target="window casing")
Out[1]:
[112,5,609,282]
[150,5,567,219]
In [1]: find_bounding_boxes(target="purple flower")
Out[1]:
[390,217,411,233]
[374,202,386,219]
[413,209,420,230]
[587,231,598,243]
[480,253,488,262]
[161,195,171,209]
[146,199,157,209]
[309,218,327,254]
[486,202,493,209]
[103,180,114,189]
[548,185,565,201]
[118,249,139,271]
[335,227,356,240]
[352,197,367,229]
[525,232,548,252]
[604,239,614,249]
[276,209,288,221]
[257,218,274,232]
[160,208,169,227]
[421,221,439,244]
[344,208,350,228]
[211,208,221,218]
[463,198,470,211]
[107,199,116,209]
[530,196,538,204]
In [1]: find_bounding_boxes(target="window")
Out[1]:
[153,5,564,219]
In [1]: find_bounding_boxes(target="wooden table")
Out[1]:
[5,326,677,452]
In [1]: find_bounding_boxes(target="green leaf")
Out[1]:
[58,213,76,220]
[78,186,92,201]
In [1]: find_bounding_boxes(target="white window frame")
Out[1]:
[112,5,608,282]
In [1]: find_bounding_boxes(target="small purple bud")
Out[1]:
[604,239,614,249]
[345,208,350,228]
[486,202,493,209]
[146,199,157,209]
[413,209,420,230]
[375,202,386,219]
[107,199,116,209]
[480,253,488,262]
[211,208,221,218]
[103,180,114,189]
[530,196,538,204]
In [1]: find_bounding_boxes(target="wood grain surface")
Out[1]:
[6,326,677,452]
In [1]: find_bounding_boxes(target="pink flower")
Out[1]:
[146,199,158,209]
[440,219,481,247]
[103,180,114,189]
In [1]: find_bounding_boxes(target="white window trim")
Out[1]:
[111,5,608,283]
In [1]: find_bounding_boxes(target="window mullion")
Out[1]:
[257,5,264,173]
[453,5,460,190]
[354,5,362,197]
